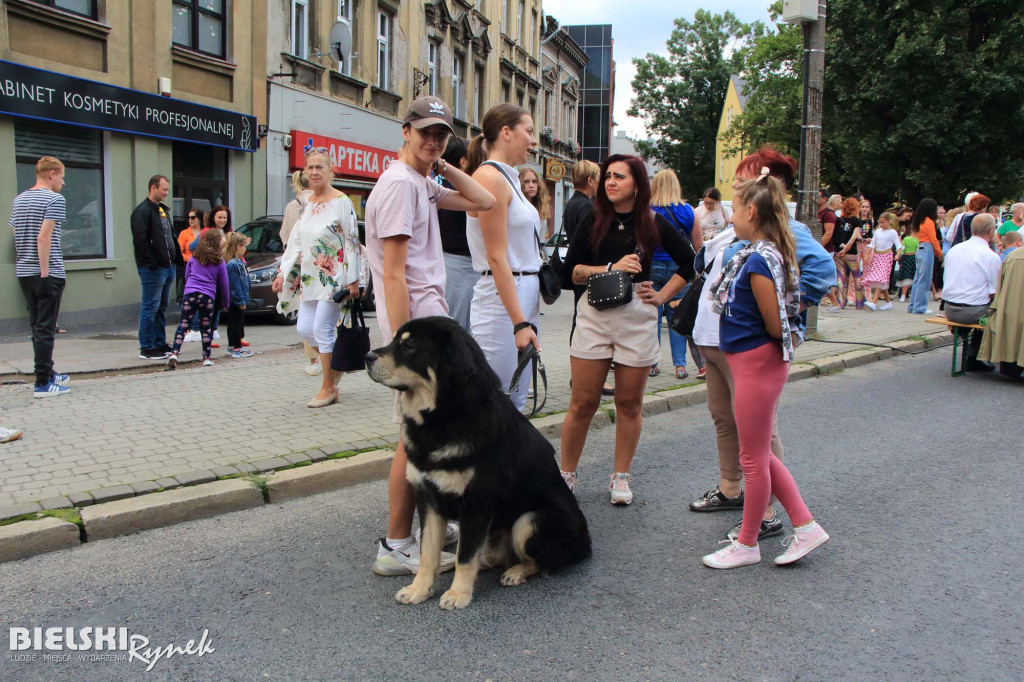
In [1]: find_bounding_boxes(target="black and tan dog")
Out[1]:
[365,317,591,610]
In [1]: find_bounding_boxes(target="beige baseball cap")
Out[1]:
[403,96,454,131]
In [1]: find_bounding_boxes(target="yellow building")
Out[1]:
[715,74,747,201]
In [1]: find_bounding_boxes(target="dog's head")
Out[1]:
[366,317,499,421]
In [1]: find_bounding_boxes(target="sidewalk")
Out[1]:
[0,299,941,508]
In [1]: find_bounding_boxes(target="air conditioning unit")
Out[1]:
[782,0,819,24]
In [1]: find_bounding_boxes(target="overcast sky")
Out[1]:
[541,0,773,139]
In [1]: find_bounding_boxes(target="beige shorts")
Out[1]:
[570,290,660,367]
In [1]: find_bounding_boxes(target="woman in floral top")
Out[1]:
[273,148,360,407]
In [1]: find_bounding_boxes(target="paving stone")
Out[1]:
[250,457,290,473]
[90,485,136,504]
[841,349,880,369]
[641,394,670,416]
[174,470,217,487]
[232,462,258,474]
[320,444,353,457]
[39,496,74,511]
[0,502,43,521]
[66,491,95,508]
[131,481,161,496]
[305,449,328,463]
[284,453,312,466]
[531,413,566,439]
[154,478,180,491]
[0,517,81,563]
[211,466,241,478]
[873,347,895,360]
[81,479,264,541]
[891,338,927,353]
[809,355,845,375]
[266,450,394,503]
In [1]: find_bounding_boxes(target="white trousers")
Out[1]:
[297,299,340,353]
[470,274,541,411]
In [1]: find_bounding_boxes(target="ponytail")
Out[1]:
[465,133,488,175]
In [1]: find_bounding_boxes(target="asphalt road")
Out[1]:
[2,350,1021,682]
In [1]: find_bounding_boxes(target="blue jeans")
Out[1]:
[138,266,175,349]
[651,260,689,367]
[907,243,934,314]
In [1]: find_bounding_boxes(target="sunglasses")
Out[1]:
[188,214,199,220]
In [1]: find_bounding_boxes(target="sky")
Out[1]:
[541,0,773,140]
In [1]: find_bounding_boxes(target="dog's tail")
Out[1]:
[521,503,592,572]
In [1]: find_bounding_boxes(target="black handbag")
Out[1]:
[534,231,562,305]
[668,272,706,337]
[508,343,547,418]
[587,269,632,310]
[331,300,371,372]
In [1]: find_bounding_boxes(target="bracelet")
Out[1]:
[513,321,536,335]
[606,262,613,272]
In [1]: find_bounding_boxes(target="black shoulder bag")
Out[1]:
[508,342,547,418]
[668,253,714,337]
[482,161,561,305]
[331,299,371,373]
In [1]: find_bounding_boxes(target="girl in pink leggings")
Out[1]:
[702,170,829,569]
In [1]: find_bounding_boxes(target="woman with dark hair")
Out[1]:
[559,154,695,505]
[832,197,866,309]
[695,187,731,242]
[907,198,942,314]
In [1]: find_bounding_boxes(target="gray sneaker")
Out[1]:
[689,486,744,512]
[726,509,784,541]
[373,538,455,576]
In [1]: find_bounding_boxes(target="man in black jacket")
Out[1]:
[131,174,176,359]
[561,159,599,243]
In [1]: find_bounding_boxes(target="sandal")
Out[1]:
[649,366,661,377]
[675,368,688,380]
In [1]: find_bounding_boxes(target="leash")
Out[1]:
[508,343,547,417]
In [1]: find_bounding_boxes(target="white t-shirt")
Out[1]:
[692,227,737,348]
[868,228,901,252]
[695,204,731,241]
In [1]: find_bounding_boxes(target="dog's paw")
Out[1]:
[500,565,531,586]
[438,588,473,610]
[395,584,432,605]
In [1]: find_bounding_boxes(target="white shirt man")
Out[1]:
[942,213,1001,371]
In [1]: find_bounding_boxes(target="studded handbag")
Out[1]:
[586,269,632,310]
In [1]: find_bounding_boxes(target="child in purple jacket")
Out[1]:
[167,230,229,368]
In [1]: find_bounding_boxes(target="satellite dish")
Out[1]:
[328,22,353,64]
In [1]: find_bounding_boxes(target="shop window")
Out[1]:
[14,119,106,260]
[377,9,392,90]
[290,0,309,59]
[27,0,97,20]
[172,0,227,59]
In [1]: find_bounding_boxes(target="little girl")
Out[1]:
[224,232,253,359]
[167,230,229,369]
[862,211,902,310]
[702,169,829,569]
[895,224,919,302]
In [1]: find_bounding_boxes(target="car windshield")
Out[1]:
[237,219,284,253]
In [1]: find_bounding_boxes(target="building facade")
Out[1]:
[565,24,613,165]
[715,75,747,201]
[0,0,267,330]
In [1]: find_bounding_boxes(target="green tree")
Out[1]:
[723,2,802,159]
[628,10,751,198]
[823,0,1024,205]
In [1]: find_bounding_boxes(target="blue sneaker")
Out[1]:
[51,371,70,386]
[230,349,254,359]
[33,381,70,398]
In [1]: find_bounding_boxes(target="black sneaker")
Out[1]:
[726,510,784,541]
[689,486,744,512]
[139,348,167,360]
[158,343,174,354]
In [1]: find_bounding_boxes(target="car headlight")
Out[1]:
[249,265,278,283]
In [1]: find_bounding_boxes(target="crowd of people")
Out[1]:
[6,95,1021,579]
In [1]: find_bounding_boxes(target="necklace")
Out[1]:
[616,212,635,231]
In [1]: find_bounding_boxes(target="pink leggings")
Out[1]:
[725,342,813,546]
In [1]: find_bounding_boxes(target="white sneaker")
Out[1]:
[415,521,460,547]
[203,358,214,367]
[303,361,322,376]
[824,306,842,313]
[703,539,761,569]
[183,330,201,343]
[213,330,220,340]
[609,472,633,505]
[775,521,830,565]
[372,538,456,576]
[0,426,24,444]
[863,301,876,311]
[561,470,578,492]
[898,295,906,302]
[879,302,893,311]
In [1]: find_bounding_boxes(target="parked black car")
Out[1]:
[235,216,374,324]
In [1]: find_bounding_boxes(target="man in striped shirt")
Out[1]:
[11,156,71,397]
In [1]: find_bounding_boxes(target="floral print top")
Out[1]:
[276,194,360,313]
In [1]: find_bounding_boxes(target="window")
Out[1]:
[428,42,439,97]
[14,119,106,260]
[530,10,536,53]
[529,97,536,124]
[501,81,510,102]
[501,0,507,32]
[517,89,525,108]
[475,68,485,125]
[517,1,524,44]
[377,9,392,90]
[290,0,308,59]
[337,0,355,76]
[453,54,466,120]
[543,90,551,127]
[172,0,227,59]
[27,0,96,19]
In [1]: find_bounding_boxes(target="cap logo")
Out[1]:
[428,101,445,115]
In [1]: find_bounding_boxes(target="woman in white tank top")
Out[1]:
[465,104,542,411]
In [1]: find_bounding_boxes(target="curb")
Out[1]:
[0,331,954,563]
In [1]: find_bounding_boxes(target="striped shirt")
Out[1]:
[11,188,66,279]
